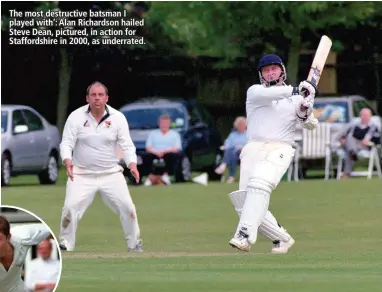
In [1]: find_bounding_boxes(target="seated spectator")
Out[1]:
[144,114,183,185]
[215,116,247,183]
[24,239,60,292]
[339,108,381,179]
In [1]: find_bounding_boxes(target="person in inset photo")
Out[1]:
[24,239,61,292]
[0,206,62,292]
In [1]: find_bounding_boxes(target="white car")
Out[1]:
[1,105,61,186]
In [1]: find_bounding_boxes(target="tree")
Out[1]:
[148,2,378,85]
[266,2,377,85]
[147,2,265,62]
[327,3,382,114]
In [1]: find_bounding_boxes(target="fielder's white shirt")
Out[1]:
[0,224,51,292]
[246,84,317,146]
[60,104,137,174]
[24,257,60,292]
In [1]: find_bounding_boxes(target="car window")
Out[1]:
[123,107,187,130]
[313,101,349,123]
[1,111,8,133]
[23,110,44,131]
[353,100,376,117]
[12,110,28,130]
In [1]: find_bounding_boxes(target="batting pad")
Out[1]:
[229,190,291,242]
[258,213,291,242]
[229,190,247,218]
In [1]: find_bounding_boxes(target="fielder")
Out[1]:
[229,54,318,253]
[0,215,52,292]
[59,81,143,252]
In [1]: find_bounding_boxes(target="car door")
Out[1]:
[184,104,210,169]
[10,109,36,170]
[22,109,50,168]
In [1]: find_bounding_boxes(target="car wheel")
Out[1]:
[1,153,12,187]
[207,152,224,181]
[175,156,191,182]
[38,154,59,185]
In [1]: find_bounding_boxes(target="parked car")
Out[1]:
[1,105,61,186]
[117,98,224,184]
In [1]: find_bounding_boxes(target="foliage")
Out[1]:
[147,1,379,60]
[146,1,380,88]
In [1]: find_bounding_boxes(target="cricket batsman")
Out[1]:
[0,215,53,292]
[59,81,143,252]
[229,54,318,252]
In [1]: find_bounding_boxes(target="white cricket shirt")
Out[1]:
[0,224,51,292]
[24,257,60,292]
[60,104,137,174]
[246,84,315,146]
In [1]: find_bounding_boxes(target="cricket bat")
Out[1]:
[307,35,333,87]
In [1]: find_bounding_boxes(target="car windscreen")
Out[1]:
[313,101,349,123]
[1,111,8,133]
[122,107,187,130]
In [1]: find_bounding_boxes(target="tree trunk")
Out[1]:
[286,32,301,86]
[56,47,72,133]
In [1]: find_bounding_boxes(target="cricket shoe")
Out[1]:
[271,237,295,254]
[128,239,144,252]
[59,244,68,251]
[229,229,251,252]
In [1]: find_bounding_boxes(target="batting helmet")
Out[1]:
[257,54,287,86]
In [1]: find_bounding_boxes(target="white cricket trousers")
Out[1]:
[239,141,295,191]
[237,141,295,243]
[59,170,140,251]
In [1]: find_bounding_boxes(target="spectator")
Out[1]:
[24,239,60,292]
[338,108,381,179]
[144,114,183,185]
[215,116,247,183]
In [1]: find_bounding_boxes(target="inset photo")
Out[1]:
[0,205,62,292]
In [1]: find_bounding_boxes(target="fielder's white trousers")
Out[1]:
[59,170,140,251]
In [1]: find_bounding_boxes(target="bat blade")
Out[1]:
[307,35,332,87]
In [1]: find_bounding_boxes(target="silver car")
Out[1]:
[1,105,61,186]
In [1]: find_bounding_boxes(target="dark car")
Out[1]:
[118,98,224,184]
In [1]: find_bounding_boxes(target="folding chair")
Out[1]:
[288,123,332,181]
[336,142,382,180]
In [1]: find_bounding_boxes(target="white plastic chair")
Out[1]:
[288,123,332,181]
[336,118,382,180]
[336,142,382,179]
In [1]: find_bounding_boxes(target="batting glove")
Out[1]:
[298,80,318,99]
[296,95,314,121]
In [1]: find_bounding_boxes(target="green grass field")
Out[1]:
[1,171,382,292]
